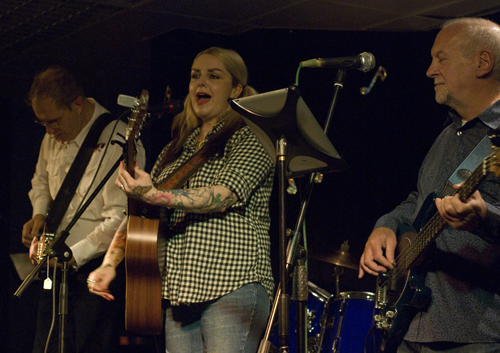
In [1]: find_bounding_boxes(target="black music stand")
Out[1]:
[230,84,345,353]
[231,85,345,177]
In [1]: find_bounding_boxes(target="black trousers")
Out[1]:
[32,256,125,353]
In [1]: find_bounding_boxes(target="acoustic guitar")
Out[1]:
[122,90,207,334]
[122,90,163,334]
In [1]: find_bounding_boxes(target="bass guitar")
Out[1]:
[374,136,500,346]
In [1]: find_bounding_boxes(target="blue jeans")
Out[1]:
[398,341,500,353]
[164,283,270,353]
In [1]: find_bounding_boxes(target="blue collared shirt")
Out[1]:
[375,99,500,343]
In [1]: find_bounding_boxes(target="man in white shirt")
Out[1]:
[22,66,145,353]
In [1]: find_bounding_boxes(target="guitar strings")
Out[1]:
[379,154,491,289]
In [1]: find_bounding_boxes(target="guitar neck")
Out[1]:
[402,155,490,269]
[124,89,149,216]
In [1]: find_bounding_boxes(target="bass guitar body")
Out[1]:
[375,227,431,347]
[374,136,500,348]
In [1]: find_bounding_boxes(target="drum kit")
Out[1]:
[269,241,383,353]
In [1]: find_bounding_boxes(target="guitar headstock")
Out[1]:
[488,135,500,177]
[125,90,149,175]
[125,89,149,142]
[488,143,500,178]
[456,134,500,202]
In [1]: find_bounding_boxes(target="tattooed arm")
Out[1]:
[116,162,239,213]
[143,185,237,213]
[87,217,128,300]
[102,216,128,267]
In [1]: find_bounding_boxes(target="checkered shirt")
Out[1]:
[150,121,275,305]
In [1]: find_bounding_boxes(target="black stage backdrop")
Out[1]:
[4,23,494,351]
[146,28,446,293]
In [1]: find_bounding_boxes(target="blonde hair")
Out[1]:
[159,47,257,168]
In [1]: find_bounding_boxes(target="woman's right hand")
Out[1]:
[87,264,117,301]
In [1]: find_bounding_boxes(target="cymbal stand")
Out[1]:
[258,70,348,353]
[333,266,344,299]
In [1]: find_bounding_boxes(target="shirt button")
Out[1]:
[457,131,462,136]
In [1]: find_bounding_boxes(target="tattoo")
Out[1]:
[144,186,237,213]
[104,218,128,266]
[133,185,152,196]
[145,190,176,205]
[212,191,236,211]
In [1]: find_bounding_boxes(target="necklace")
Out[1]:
[196,139,205,150]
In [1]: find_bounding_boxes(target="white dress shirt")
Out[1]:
[29,99,146,268]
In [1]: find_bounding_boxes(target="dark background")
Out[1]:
[4,13,500,351]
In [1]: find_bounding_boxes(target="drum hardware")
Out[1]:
[322,292,382,353]
[270,281,333,353]
[271,285,383,353]
[309,240,359,271]
[333,266,344,299]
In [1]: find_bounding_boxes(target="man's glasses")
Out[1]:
[34,118,60,129]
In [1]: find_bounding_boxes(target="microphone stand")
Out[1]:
[230,80,347,353]
[257,71,348,353]
[15,155,122,353]
[277,136,290,352]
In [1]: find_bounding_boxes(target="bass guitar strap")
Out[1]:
[440,134,491,197]
[44,113,114,233]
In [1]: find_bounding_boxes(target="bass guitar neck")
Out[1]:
[374,136,500,346]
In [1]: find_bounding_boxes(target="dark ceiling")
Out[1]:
[2,0,500,100]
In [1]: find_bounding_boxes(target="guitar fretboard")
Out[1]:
[380,151,495,288]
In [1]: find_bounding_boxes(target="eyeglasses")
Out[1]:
[34,117,61,129]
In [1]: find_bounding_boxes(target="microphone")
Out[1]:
[300,52,376,72]
[148,100,184,115]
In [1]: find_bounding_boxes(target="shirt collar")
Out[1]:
[186,115,228,148]
[446,99,500,131]
[67,98,98,148]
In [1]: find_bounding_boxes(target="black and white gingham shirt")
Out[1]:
[151,119,275,305]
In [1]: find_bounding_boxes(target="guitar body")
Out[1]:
[125,214,162,334]
[375,251,431,345]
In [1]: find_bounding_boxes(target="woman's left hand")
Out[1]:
[115,161,157,202]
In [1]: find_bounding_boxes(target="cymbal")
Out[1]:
[309,248,359,270]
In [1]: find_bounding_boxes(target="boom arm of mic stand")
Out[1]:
[324,69,346,135]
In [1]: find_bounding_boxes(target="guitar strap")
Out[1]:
[155,147,211,191]
[44,113,114,233]
[440,134,492,197]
